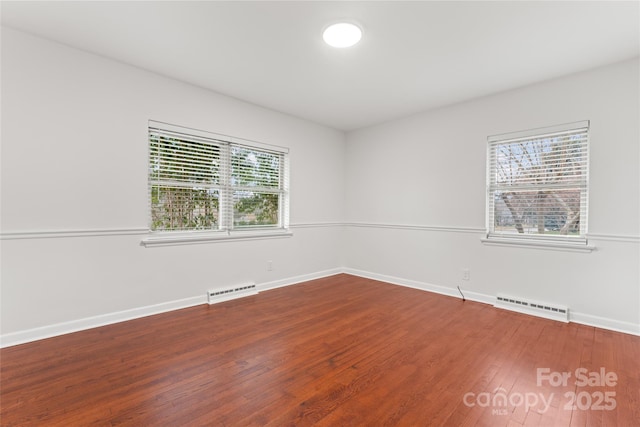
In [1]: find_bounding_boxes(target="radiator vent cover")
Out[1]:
[207,283,258,304]
[495,293,569,322]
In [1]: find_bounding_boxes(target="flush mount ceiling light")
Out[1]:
[322,22,362,48]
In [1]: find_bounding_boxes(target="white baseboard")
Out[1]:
[0,268,344,348]
[3,267,637,348]
[570,311,640,336]
[0,295,206,348]
[343,268,639,336]
[458,289,496,306]
[259,268,344,292]
[343,267,495,305]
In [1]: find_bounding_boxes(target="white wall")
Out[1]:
[0,27,346,343]
[2,27,638,345]
[344,58,640,335]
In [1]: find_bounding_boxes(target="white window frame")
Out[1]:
[482,121,594,252]
[142,121,291,247]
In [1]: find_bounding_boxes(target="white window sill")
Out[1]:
[480,237,595,253]
[141,228,293,247]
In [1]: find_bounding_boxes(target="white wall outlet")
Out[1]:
[267,260,273,271]
[462,268,470,281]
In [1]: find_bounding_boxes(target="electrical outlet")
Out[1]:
[267,261,273,271]
[462,268,470,281]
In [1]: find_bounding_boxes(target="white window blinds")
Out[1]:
[487,121,589,243]
[149,121,289,233]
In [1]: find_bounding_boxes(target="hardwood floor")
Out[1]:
[1,274,639,426]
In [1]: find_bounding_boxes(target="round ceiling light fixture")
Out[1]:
[322,22,362,48]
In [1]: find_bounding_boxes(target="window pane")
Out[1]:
[231,146,281,188]
[149,122,288,234]
[493,189,582,236]
[233,191,279,227]
[151,185,219,231]
[487,122,588,241]
[150,135,221,184]
[494,134,586,187]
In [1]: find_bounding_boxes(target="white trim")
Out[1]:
[0,228,148,240]
[587,233,640,243]
[343,267,493,303]
[0,268,343,348]
[344,268,638,336]
[141,228,293,247]
[289,222,345,229]
[570,312,640,336]
[486,120,591,247]
[1,224,636,244]
[2,267,637,347]
[345,222,485,234]
[487,120,590,144]
[0,295,206,348]
[0,223,344,241]
[480,237,596,253]
[259,268,344,292]
[345,222,639,243]
[458,289,496,306]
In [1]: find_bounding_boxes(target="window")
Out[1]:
[486,121,589,246]
[147,121,289,242]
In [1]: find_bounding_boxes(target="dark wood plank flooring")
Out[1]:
[1,274,639,426]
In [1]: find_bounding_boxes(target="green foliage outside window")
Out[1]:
[149,128,286,232]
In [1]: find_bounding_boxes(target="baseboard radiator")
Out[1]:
[207,283,258,304]
[494,293,569,322]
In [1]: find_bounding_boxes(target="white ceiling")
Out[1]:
[1,1,639,131]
